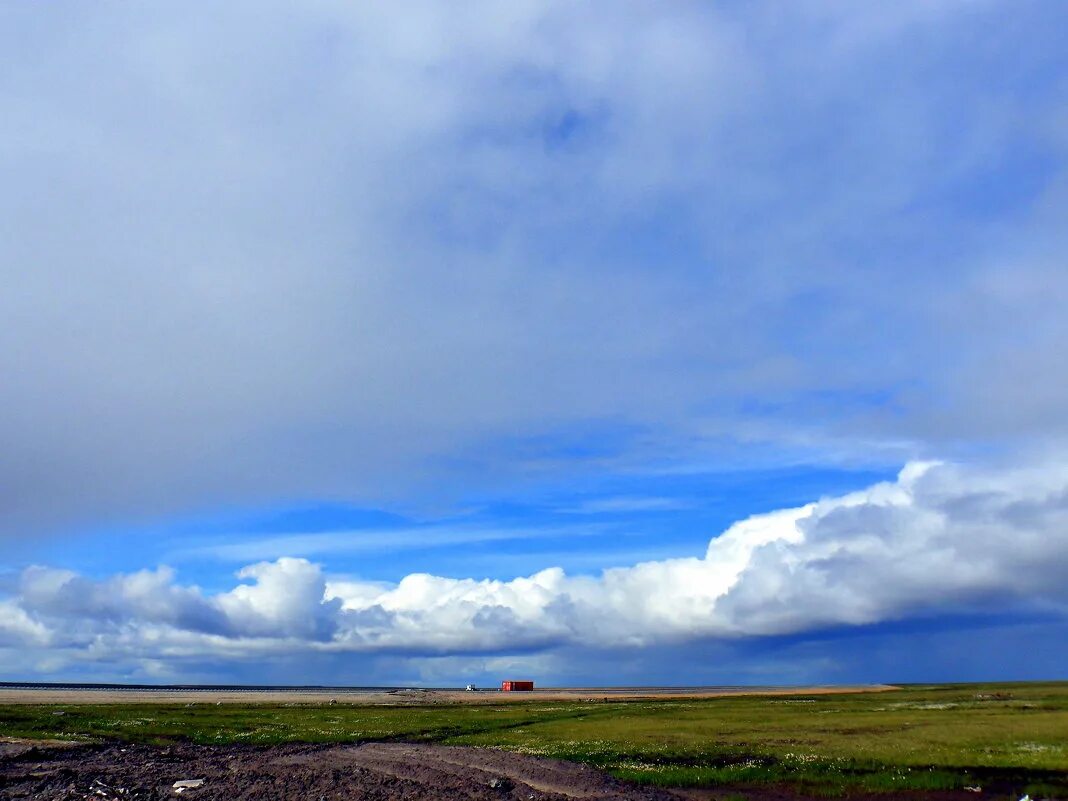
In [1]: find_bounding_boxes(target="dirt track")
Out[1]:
[0,740,682,800]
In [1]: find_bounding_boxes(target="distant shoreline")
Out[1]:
[0,682,899,705]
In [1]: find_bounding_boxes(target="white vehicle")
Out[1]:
[465,684,477,692]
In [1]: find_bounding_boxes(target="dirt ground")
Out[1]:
[0,686,897,706]
[0,739,994,801]
[0,739,685,800]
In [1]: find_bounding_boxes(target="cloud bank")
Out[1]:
[4,461,1066,677]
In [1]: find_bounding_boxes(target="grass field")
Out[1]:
[2,682,1066,796]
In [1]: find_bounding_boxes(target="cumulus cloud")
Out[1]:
[18,566,226,635]
[216,558,341,641]
[3,461,1066,671]
[0,600,50,647]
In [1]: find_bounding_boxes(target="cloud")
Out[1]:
[560,496,692,514]
[0,600,50,647]
[18,566,228,636]
[216,558,341,641]
[3,460,1066,674]
[173,524,606,563]
[2,2,1067,535]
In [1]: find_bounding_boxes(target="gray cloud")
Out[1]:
[2,1,1068,535]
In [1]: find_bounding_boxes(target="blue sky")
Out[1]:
[6,464,892,587]
[1,1,1068,686]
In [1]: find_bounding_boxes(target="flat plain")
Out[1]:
[1,682,1065,798]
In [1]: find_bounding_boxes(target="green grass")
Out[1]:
[2,682,1067,796]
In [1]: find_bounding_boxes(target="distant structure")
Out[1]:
[501,680,534,692]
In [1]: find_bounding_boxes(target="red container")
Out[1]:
[501,680,535,692]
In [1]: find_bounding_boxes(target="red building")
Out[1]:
[501,680,535,691]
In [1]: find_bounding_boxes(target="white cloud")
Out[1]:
[561,496,692,514]
[216,558,341,641]
[173,524,605,563]
[0,600,50,646]
[18,565,226,636]
[4,460,1067,670]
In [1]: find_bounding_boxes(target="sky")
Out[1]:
[1,1,1068,686]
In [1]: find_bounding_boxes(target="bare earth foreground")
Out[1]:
[0,739,981,801]
[0,739,685,800]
